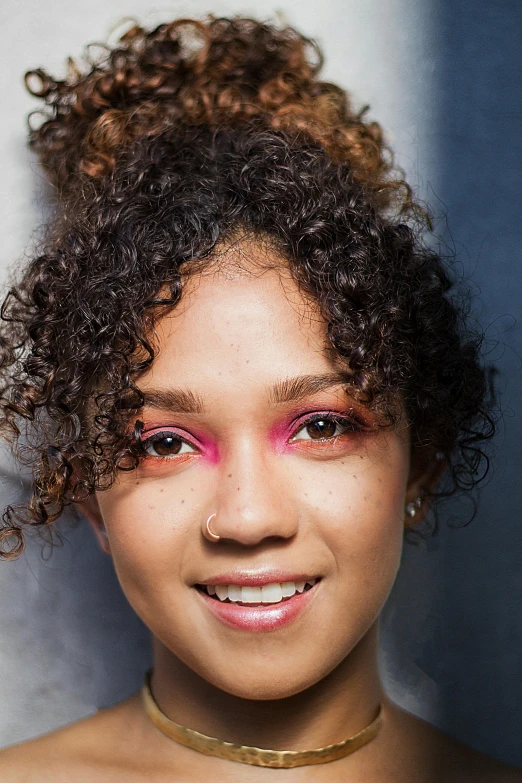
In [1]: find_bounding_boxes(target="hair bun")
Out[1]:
[25,15,403,211]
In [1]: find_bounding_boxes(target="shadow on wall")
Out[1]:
[1,507,151,746]
[382,0,522,768]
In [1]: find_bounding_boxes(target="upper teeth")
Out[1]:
[205,580,316,604]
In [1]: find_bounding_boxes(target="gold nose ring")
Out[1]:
[205,513,220,541]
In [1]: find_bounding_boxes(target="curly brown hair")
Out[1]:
[0,16,493,558]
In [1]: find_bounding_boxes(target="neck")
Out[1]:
[150,623,383,752]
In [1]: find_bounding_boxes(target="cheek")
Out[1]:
[294,451,407,567]
[95,475,201,584]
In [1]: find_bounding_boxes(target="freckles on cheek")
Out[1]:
[304,463,404,535]
[103,499,178,567]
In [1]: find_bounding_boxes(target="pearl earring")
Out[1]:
[405,496,423,518]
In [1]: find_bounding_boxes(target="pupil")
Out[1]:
[307,419,336,439]
[153,437,181,456]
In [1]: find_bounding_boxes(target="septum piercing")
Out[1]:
[205,513,220,541]
[405,496,423,518]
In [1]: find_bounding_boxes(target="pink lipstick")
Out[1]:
[194,574,320,632]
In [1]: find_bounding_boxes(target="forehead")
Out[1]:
[140,242,340,393]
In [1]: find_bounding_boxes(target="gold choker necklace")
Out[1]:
[141,673,382,769]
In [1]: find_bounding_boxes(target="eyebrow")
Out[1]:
[139,372,353,414]
[268,372,353,405]
[140,388,205,414]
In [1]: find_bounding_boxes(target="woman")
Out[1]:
[0,16,519,782]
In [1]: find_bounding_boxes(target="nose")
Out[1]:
[210,439,299,546]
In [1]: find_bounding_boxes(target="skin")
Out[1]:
[0,244,520,782]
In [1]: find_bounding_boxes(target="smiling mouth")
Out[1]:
[195,579,318,607]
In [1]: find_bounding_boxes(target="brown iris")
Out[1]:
[305,419,338,440]
[149,435,183,456]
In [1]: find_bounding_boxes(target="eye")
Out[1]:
[141,431,198,458]
[290,414,358,442]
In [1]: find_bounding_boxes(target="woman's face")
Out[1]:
[93,249,412,700]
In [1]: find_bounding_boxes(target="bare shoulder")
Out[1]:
[0,695,151,783]
[388,701,522,783]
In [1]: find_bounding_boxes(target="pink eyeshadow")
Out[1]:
[140,423,220,465]
[269,408,354,454]
[196,434,220,465]
[269,419,295,454]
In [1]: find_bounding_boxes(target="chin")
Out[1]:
[214,676,317,701]
[195,657,341,702]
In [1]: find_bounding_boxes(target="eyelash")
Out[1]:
[140,430,199,459]
[139,411,364,460]
[289,412,363,443]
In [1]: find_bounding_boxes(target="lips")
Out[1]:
[194,576,320,632]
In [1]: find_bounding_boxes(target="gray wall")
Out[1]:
[0,0,520,766]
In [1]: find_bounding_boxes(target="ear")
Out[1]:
[76,493,112,555]
[404,447,446,528]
